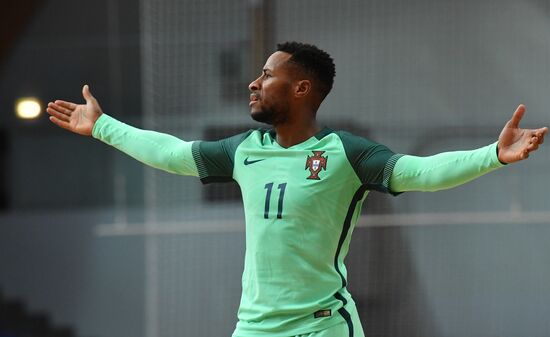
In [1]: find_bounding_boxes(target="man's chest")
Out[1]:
[233,144,361,222]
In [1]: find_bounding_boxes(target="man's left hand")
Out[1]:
[498,104,548,164]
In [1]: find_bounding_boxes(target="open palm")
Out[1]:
[498,104,547,163]
[46,85,103,136]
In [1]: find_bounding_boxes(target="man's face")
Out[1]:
[248,51,294,125]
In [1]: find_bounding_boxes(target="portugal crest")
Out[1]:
[305,151,328,180]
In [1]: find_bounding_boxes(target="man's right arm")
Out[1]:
[92,114,198,176]
[47,85,198,176]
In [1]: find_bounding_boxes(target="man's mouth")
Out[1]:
[249,93,260,106]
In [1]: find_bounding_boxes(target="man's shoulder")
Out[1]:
[330,129,381,149]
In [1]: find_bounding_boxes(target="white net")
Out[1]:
[135,0,550,336]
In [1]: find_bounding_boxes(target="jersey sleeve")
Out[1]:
[336,131,404,195]
[389,142,505,192]
[191,130,254,184]
[92,114,198,176]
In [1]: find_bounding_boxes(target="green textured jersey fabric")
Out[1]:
[92,114,198,176]
[390,142,504,192]
[91,114,505,336]
[193,128,399,336]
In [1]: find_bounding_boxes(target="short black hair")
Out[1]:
[276,42,335,100]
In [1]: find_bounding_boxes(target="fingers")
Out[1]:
[47,102,73,117]
[46,104,71,123]
[82,84,95,103]
[54,100,77,110]
[532,127,547,145]
[527,138,539,152]
[48,116,72,131]
[524,127,547,153]
[537,127,548,141]
[508,104,526,128]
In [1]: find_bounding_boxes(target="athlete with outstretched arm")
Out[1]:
[47,42,546,337]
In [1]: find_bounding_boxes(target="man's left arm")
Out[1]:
[390,104,548,193]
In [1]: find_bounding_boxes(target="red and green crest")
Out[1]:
[305,151,328,180]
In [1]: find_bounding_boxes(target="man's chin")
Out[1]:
[250,110,274,125]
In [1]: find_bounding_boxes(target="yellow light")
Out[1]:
[16,97,42,119]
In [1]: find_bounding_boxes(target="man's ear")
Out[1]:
[294,80,312,98]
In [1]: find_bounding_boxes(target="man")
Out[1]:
[47,42,546,337]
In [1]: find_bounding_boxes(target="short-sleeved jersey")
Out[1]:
[192,127,402,337]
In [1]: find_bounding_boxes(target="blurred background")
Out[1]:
[1,0,549,336]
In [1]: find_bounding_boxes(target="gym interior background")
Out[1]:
[0,0,549,336]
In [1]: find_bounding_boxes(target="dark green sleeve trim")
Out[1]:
[384,154,405,196]
[496,142,508,165]
[192,142,209,180]
[336,131,399,194]
[192,130,254,184]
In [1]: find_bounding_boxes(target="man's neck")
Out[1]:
[274,121,321,148]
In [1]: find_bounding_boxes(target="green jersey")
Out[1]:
[92,114,503,337]
[192,128,401,336]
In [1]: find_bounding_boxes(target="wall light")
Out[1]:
[15,97,42,120]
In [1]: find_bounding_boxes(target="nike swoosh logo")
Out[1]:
[244,157,266,165]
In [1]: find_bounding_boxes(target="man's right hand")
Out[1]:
[46,84,103,136]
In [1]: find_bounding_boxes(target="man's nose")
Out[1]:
[249,77,261,91]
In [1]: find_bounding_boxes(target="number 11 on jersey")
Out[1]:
[264,182,287,219]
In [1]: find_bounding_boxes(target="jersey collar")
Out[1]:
[266,127,333,149]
